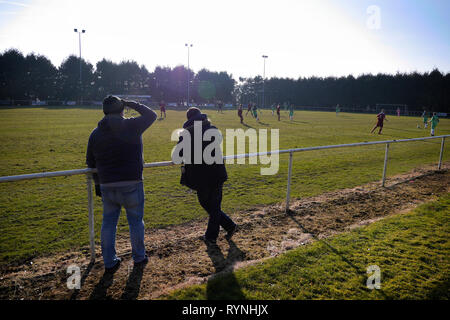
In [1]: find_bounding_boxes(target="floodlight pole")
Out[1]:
[74,28,86,105]
[262,55,268,109]
[185,43,193,107]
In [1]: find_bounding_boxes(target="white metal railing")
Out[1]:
[0,135,447,262]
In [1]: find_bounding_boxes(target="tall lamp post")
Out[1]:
[74,28,86,104]
[185,43,193,107]
[262,55,268,109]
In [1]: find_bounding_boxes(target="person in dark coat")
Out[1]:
[174,107,237,245]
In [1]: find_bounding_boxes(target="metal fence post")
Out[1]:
[285,151,293,213]
[382,143,390,187]
[86,174,95,262]
[438,137,445,170]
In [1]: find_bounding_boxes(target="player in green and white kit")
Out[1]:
[428,112,439,136]
[252,104,259,121]
[289,104,294,121]
[422,110,428,128]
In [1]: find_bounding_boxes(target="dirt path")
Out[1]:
[1,163,449,300]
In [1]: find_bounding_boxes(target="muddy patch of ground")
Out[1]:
[0,163,449,300]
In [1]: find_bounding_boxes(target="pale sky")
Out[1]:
[0,0,449,79]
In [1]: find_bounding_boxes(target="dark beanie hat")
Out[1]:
[186,107,201,120]
[103,95,124,115]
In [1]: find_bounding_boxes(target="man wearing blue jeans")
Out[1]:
[86,96,157,271]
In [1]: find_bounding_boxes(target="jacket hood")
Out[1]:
[98,114,124,132]
[183,113,209,129]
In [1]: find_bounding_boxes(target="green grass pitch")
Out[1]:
[0,106,449,264]
[166,193,450,300]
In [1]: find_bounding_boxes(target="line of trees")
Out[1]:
[1,48,449,112]
[0,49,235,104]
[236,71,450,112]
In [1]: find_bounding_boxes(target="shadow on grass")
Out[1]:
[286,211,392,299]
[387,126,423,134]
[283,120,308,124]
[70,260,94,300]
[425,277,450,299]
[204,240,246,300]
[89,270,116,300]
[120,263,146,300]
[77,259,145,300]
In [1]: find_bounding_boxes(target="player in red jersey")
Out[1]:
[238,104,244,124]
[159,100,166,119]
[276,103,281,121]
[371,109,388,134]
[246,102,253,116]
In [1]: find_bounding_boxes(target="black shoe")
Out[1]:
[200,235,217,246]
[104,258,121,273]
[225,225,238,241]
[134,255,148,267]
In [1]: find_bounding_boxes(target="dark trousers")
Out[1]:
[197,184,235,240]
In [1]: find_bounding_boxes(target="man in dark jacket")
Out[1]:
[86,95,157,271]
[175,107,237,245]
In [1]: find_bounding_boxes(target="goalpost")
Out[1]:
[375,103,408,115]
